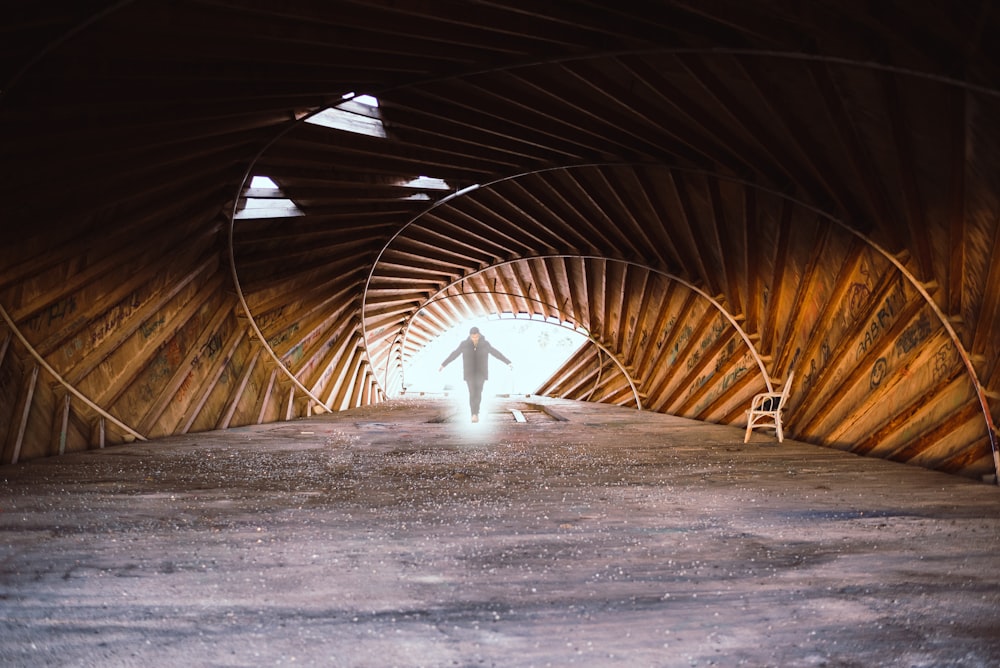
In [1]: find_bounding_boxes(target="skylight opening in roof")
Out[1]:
[307,95,386,138]
[251,176,278,188]
[234,175,304,220]
[403,175,450,190]
[354,94,379,107]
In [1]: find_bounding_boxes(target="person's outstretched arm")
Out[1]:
[439,345,462,371]
[489,345,512,368]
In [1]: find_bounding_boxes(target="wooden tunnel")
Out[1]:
[1,1,998,482]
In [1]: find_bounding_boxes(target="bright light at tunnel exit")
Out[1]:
[401,315,589,405]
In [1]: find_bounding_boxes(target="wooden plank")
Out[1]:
[946,86,967,318]
[135,292,234,435]
[217,346,262,430]
[11,365,39,464]
[178,326,247,434]
[257,368,278,425]
[0,330,9,368]
[58,393,71,456]
[531,403,569,421]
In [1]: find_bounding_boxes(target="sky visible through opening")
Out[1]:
[402,316,588,397]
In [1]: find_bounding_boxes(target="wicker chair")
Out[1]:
[744,371,794,443]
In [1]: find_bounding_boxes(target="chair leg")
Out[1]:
[775,418,783,443]
[744,421,753,443]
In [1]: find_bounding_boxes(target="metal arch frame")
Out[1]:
[371,251,775,407]
[363,164,998,481]
[202,42,995,477]
[362,169,776,400]
[0,17,991,462]
[393,289,644,409]
[0,303,147,444]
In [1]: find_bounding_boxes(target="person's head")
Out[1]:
[469,326,481,343]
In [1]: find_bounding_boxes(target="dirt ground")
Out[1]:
[2,397,999,667]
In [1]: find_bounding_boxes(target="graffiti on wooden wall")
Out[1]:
[854,281,907,363]
[88,292,143,350]
[895,312,932,355]
[24,295,77,332]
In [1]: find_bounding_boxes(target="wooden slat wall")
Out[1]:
[1,1,998,482]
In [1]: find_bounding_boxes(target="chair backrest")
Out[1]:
[777,371,794,408]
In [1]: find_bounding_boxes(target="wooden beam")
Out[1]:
[11,365,39,465]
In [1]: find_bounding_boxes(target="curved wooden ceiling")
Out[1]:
[1,1,998,481]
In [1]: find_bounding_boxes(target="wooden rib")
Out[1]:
[674,328,742,415]
[665,170,712,284]
[90,271,227,411]
[62,256,218,387]
[632,278,678,376]
[742,186,760,335]
[946,86,967,319]
[659,308,725,413]
[257,368,279,425]
[807,61,901,247]
[772,219,833,375]
[10,365,39,465]
[134,292,235,435]
[887,401,982,464]
[792,265,908,431]
[792,237,867,392]
[880,70,934,279]
[759,199,793,362]
[707,177,742,314]
[179,326,248,434]
[798,296,928,441]
[971,218,1000,361]
[852,366,967,456]
[735,56,860,219]
[214,344,259,430]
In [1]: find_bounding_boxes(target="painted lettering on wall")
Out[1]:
[668,325,692,365]
[804,341,830,389]
[141,315,165,339]
[268,323,300,349]
[854,290,905,362]
[933,343,957,383]
[256,306,286,331]
[895,312,932,355]
[25,295,78,331]
[90,292,142,349]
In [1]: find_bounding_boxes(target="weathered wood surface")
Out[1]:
[0,2,998,481]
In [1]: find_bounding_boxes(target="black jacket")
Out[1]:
[441,337,510,382]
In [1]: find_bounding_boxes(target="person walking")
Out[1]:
[439,326,512,423]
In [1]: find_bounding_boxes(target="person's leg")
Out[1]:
[468,378,485,420]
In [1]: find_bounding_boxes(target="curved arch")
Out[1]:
[368,251,773,402]
[376,252,776,408]
[0,303,146,443]
[397,290,643,409]
[214,43,995,475]
[364,164,997,478]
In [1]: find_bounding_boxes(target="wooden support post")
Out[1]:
[0,330,10,367]
[59,394,71,455]
[12,365,39,464]
[257,368,278,424]
[285,386,295,421]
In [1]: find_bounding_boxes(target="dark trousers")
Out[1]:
[467,378,486,415]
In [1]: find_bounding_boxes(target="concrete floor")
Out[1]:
[2,396,999,667]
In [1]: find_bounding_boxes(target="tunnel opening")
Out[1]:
[400,313,589,398]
